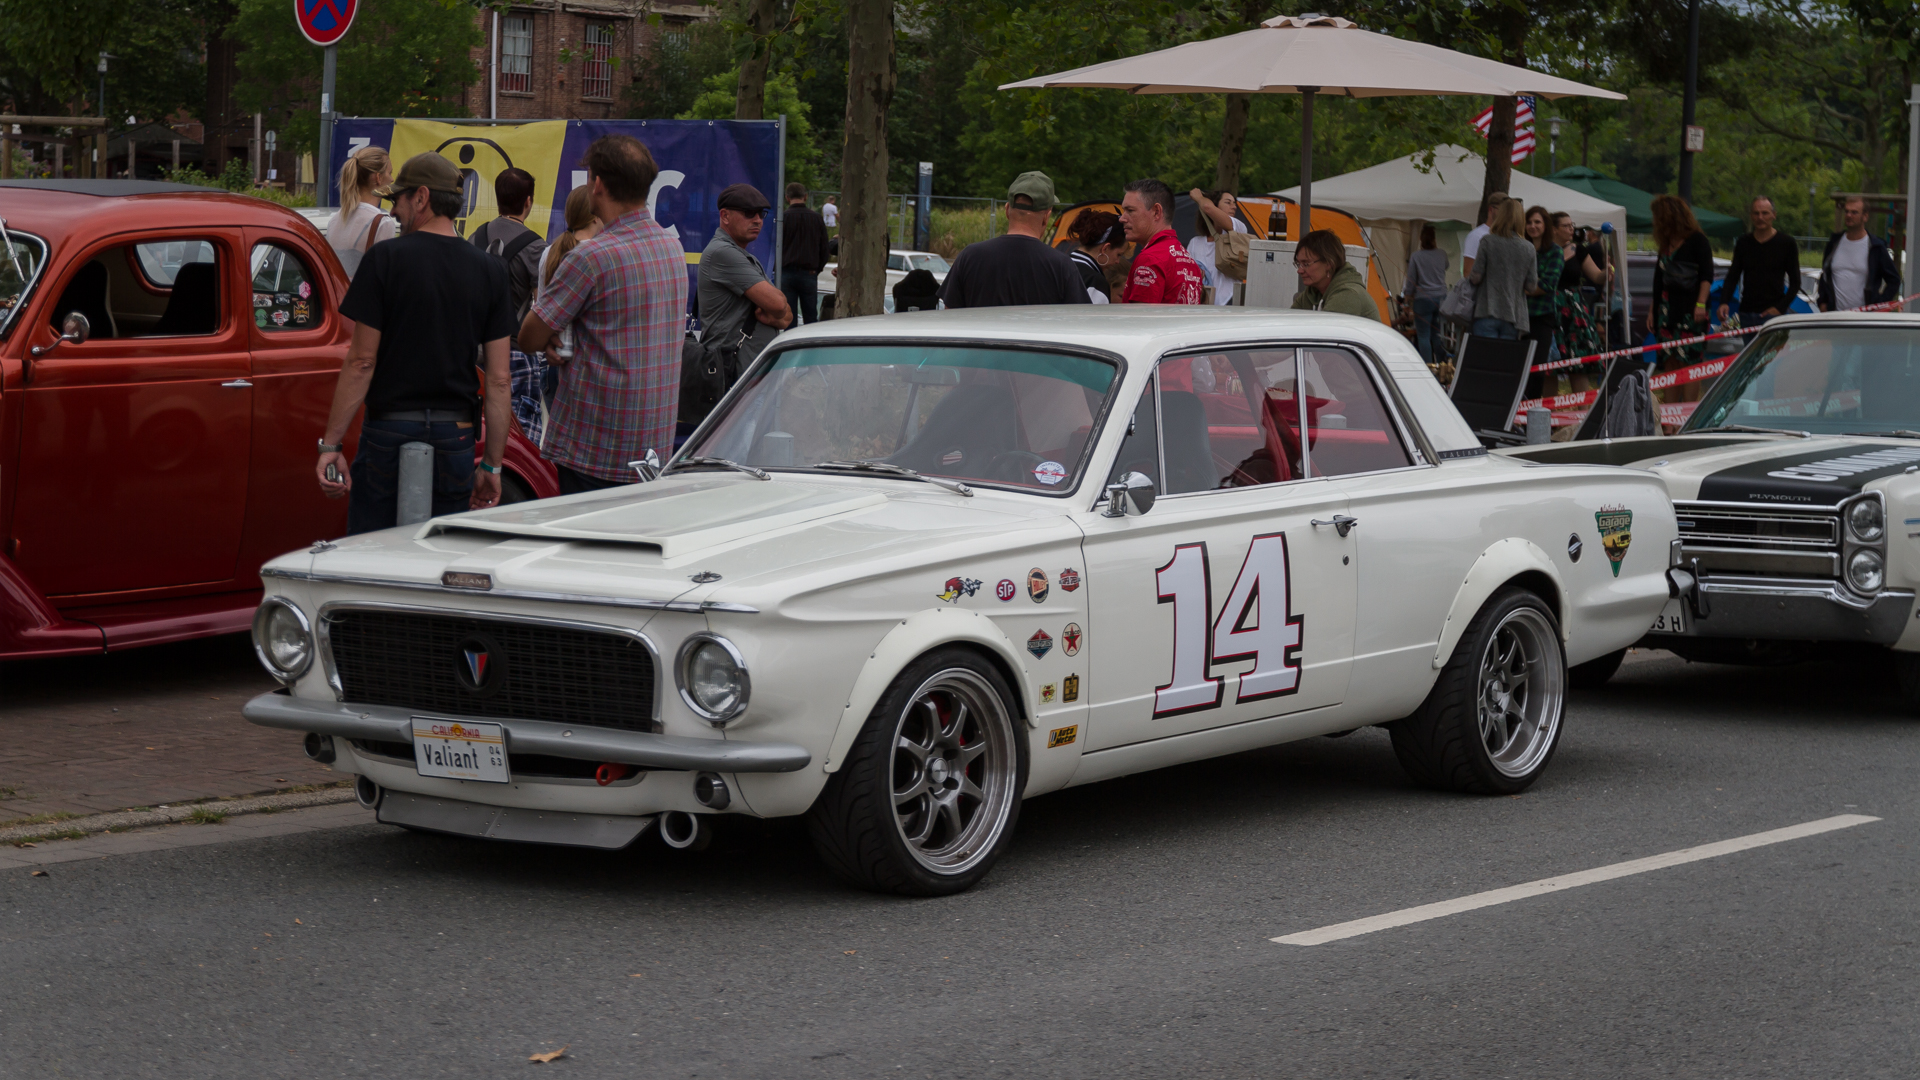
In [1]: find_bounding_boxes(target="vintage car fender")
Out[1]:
[821,606,1035,774]
[1431,538,1568,670]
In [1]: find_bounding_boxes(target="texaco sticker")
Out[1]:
[1061,623,1081,656]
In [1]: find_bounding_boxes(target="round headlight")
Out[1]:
[1847,549,1885,594]
[1846,497,1885,543]
[251,598,313,682]
[677,635,749,725]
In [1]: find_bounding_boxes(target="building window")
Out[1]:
[582,22,615,99]
[500,15,532,95]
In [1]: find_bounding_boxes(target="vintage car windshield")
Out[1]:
[0,228,48,339]
[685,343,1120,493]
[1687,324,1920,436]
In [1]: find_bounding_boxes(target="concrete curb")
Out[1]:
[0,785,356,845]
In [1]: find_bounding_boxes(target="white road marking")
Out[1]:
[1272,814,1881,947]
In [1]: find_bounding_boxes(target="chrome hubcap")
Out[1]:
[891,668,1016,875]
[1476,607,1564,778]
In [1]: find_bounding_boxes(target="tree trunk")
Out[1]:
[734,0,784,121]
[1478,6,1528,224]
[204,0,240,172]
[1215,93,1252,192]
[838,0,896,319]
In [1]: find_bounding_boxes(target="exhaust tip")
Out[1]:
[693,772,730,810]
[658,810,708,850]
[303,732,336,764]
[353,775,382,810]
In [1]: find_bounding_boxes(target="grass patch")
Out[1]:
[928,206,996,261]
[188,808,226,825]
[0,811,78,830]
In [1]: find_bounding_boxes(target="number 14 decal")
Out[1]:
[1155,534,1303,718]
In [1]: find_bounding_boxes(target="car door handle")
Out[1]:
[220,379,253,388]
[1311,515,1358,537]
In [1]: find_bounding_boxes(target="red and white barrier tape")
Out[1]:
[1527,292,1920,374]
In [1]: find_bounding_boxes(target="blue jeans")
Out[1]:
[780,268,819,325]
[347,419,476,535]
[1471,316,1519,340]
[1412,297,1441,364]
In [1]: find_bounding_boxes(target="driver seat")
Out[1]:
[890,384,1020,476]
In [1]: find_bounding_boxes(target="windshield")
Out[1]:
[1687,324,1920,435]
[911,254,952,273]
[0,227,48,340]
[685,344,1121,493]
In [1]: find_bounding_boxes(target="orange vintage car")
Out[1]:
[0,180,558,660]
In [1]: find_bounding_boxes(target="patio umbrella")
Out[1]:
[1001,14,1626,229]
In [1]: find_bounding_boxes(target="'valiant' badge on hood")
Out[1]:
[1595,506,1633,578]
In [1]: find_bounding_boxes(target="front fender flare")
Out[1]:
[1431,538,1567,670]
[821,607,1034,774]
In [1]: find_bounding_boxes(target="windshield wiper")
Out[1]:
[1689,424,1812,438]
[667,456,770,480]
[1843,430,1920,440]
[813,460,973,496]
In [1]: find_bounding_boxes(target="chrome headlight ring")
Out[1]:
[252,596,315,684]
[1844,492,1886,544]
[675,632,751,727]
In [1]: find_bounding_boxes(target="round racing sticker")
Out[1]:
[1032,460,1067,486]
[995,579,1017,602]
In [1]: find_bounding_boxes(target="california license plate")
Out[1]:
[1650,600,1688,635]
[412,718,509,783]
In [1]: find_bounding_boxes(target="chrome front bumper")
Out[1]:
[242,691,812,773]
[1645,578,1915,645]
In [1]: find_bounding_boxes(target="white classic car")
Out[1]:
[816,249,951,318]
[245,307,1679,895]
[1505,313,1920,701]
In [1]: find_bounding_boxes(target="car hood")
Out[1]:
[280,474,1077,609]
[1504,434,1920,503]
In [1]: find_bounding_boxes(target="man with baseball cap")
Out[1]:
[316,151,517,533]
[936,170,1089,309]
[698,183,792,366]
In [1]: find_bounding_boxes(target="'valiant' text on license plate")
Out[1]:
[412,718,510,783]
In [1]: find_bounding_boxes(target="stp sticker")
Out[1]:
[937,576,981,603]
[995,579,1017,602]
[1027,568,1049,603]
[1026,628,1053,659]
[1062,673,1080,703]
[1058,567,1081,592]
[1040,682,1056,704]
[1033,460,1067,486]
[1047,725,1078,748]
[1061,623,1082,656]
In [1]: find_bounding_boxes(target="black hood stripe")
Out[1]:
[1696,443,1920,503]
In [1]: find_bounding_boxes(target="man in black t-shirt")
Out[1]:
[1715,196,1802,326]
[316,152,518,535]
[936,171,1090,309]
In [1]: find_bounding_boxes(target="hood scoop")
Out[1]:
[426,479,887,558]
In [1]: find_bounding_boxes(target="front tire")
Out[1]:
[1390,587,1567,794]
[807,649,1027,896]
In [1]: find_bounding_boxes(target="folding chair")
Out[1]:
[1446,335,1538,446]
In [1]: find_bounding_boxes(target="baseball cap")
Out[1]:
[1007,171,1056,211]
[718,183,771,213]
[375,152,463,198]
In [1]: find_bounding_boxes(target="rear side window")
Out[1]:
[249,243,322,332]
[135,240,216,287]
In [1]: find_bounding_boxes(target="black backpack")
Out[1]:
[474,220,542,324]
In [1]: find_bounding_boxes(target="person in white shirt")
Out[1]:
[325,145,400,280]
[821,198,838,231]
[1186,189,1251,306]
[1460,191,1506,279]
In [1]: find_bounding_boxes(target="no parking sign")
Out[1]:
[296,0,357,46]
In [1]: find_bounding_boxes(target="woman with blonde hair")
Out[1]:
[325,145,398,279]
[1467,196,1536,340]
[518,186,603,447]
[1650,193,1712,375]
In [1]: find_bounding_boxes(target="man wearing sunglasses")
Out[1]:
[699,183,793,348]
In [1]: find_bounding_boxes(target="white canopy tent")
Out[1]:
[1276,145,1631,333]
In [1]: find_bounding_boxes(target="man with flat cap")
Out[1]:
[316,151,516,533]
[698,183,792,373]
[936,171,1090,309]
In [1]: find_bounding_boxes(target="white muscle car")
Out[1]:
[245,307,1679,895]
[1505,313,1920,702]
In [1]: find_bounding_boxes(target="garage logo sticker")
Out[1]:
[1595,506,1632,577]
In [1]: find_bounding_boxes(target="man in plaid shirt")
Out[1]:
[520,135,688,494]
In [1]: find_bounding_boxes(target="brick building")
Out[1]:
[462,0,714,121]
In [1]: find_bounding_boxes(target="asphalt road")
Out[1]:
[2,649,1914,1079]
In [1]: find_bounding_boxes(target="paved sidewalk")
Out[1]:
[0,800,371,870]
[0,633,337,821]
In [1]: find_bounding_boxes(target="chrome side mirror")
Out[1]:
[1101,471,1157,517]
[627,448,663,482]
[31,311,89,357]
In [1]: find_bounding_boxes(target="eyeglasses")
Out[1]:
[1292,257,1320,269]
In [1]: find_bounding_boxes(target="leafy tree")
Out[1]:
[679,67,824,187]
[0,0,208,121]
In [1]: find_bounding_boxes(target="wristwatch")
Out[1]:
[317,439,343,454]
[476,460,502,475]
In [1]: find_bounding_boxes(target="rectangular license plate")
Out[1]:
[412,718,509,783]
[1650,599,1688,635]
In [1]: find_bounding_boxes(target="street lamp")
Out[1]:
[1548,116,1564,175]
[96,52,113,120]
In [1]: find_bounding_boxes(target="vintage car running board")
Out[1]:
[242,691,811,772]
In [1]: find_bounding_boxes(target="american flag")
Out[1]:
[1472,95,1536,164]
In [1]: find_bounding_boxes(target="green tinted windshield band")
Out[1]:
[774,345,1117,394]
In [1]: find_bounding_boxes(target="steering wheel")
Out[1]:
[986,450,1047,485]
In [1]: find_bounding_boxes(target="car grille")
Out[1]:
[1674,501,1840,578]
[325,610,658,733]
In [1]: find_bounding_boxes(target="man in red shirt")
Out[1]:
[1118,178,1204,305]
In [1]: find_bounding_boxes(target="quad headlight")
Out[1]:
[1846,496,1886,543]
[252,597,314,682]
[1847,549,1886,594]
[676,633,750,726]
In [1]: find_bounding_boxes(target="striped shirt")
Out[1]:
[531,207,688,481]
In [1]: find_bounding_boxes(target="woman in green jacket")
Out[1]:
[1290,229,1379,320]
